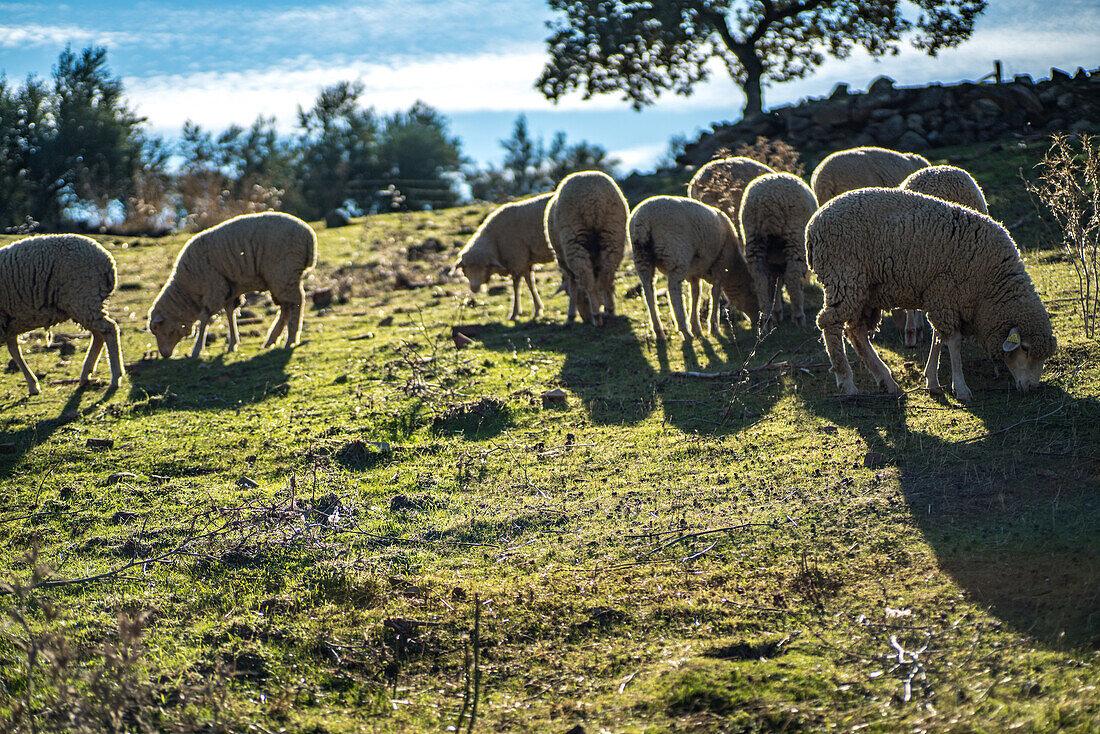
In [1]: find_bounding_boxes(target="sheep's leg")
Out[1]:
[904,309,925,348]
[509,274,522,320]
[7,336,40,396]
[225,303,240,353]
[783,266,806,327]
[924,331,944,394]
[523,271,542,319]
[667,278,692,341]
[571,258,600,326]
[817,305,857,395]
[637,267,665,340]
[708,280,722,334]
[598,250,617,317]
[79,333,104,385]
[80,316,122,389]
[191,312,211,358]
[748,262,775,333]
[845,322,901,395]
[563,273,578,324]
[688,278,703,337]
[944,332,973,402]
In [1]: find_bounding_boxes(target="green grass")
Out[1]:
[1,140,1098,732]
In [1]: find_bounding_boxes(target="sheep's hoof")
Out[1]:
[27,385,41,397]
[926,382,944,395]
[953,386,973,402]
[792,314,806,327]
[838,379,858,396]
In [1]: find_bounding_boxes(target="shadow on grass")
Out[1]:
[125,348,293,411]
[804,381,1100,648]
[0,384,117,476]
[472,312,783,434]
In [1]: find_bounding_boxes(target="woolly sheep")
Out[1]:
[629,196,760,340]
[0,234,123,396]
[893,164,990,347]
[806,188,1055,402]
[453,193,554,320]
[738,172,818,330]
[148,212,317,359]
[688,156,775,225]
[544,171,628,326]
[810,146,929,205]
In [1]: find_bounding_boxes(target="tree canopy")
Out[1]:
[538,0,987,117]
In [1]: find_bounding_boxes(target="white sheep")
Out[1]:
[148,212,317,359]
[544,171,628,326]
[629,196,760,340]
[688,156,775,225]
[807,188,1055,401]
[810,146,929,205]
[453,193,554,320]
[0,234,123,396]
[893,164,990,347]
[738,172,818,329]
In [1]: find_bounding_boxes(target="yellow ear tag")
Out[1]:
[1002,330,1021,352]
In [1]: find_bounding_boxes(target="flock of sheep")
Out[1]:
[0,145,1055,405]
[456,145,1055,401]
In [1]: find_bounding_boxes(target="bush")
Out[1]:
[1028,133,1100,338]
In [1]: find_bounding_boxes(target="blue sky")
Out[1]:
[1,1,1097,172]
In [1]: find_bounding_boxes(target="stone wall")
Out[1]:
[679,67,1100,167]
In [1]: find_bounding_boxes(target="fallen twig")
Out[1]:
[950,400,1066,446]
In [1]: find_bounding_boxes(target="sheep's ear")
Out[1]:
[490,259,504,270]
[151,314,165,324]
[1002,327,1021,352]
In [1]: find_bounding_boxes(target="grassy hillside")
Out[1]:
[1,139,1097,732]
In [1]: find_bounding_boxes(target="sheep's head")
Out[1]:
[148,312,190,358]
[453,256,503,293]
[999,326,1057,393]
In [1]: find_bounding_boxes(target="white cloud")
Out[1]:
[0,23,148,49]
[610,142,669,174]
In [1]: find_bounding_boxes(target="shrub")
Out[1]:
[1028,134,1100,338]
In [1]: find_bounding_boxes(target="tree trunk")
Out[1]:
[740,54,765,118]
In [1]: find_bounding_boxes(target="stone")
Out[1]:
[864,451,890,469]
[324,209,351,228]
[1070,119,1095,134]
[1013,74,1034,85]
[1050,67,1071,82]
[905,113,926,133]
[872,114,906,144]
[909,85,947,113]
[541,388,568,408]
[829,82,850,99]
[1008,85,1044,114]
[968,98,1002,118]
[898,131,930,151]
[1056,92,1075,109]
[867,76,896,96]
[86,437,113,449]
[812,101,849,126]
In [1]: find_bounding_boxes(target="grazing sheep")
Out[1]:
[738,172,818,329]
[893,164,990,347]
[453,193,554,320]
[810,146,929,205]
[0,234,122,396]
[148,212,317,359]
[688,156,775,225]
[806,188,1055,401]
[629,196,760,340]
[544,171,628,326]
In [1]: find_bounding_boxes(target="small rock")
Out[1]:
[311,288,334,308]
[863,451,889,469]
[237,476,259,489]
[107,472,138,485]
[378,315,394,327]
[451,324,486,339]
[564,726,587,734]
[86,437,114,450]
[453,331,474,349]
[150,475,170,485]
[819,426,838,434]
[541,388,568,408]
